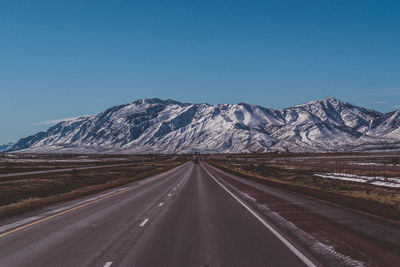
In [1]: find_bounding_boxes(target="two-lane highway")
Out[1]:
[0,161,311,267]
[120,162,308,267]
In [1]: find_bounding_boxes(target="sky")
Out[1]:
[1,0,400,144]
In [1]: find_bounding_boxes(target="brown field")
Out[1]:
[0,153,187,218]
[204,152,400,221]
[0,153,163,174]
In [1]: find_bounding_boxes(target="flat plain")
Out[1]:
[0,152,399,266]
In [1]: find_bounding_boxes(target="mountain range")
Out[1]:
[0,143,14,153]
[5,97,400,153]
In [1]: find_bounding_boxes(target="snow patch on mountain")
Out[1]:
[7,97,400,153]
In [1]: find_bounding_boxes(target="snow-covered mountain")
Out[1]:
[7,97,400,153]
[0,143,14,152]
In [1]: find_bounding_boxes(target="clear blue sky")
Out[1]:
[1,0,400,144]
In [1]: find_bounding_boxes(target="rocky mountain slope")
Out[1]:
[0,143,14,152]
[7,97,400,153]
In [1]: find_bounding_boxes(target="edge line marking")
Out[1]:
[201,163,316,267]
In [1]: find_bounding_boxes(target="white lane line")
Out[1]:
[140,218,149,227]
[173,187,176,191]
[168,193,172,196]
[201,164,316,267]
[158,202,164,207]
[104,262,113,267]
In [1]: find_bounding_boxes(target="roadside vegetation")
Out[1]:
[0,154,187,218]
[205,153,400,221]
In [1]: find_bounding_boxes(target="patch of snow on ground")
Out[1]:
[350,162,398,166]
[314,173,400,188]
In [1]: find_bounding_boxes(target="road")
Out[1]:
[0,161,399,266]
[0,161,310,267]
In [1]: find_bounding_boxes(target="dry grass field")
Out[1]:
[0,153,187,217]
[205,152,400,221]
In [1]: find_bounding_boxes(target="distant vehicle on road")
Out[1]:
[193,155,199,163]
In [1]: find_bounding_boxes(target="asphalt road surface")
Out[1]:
[0,162,311,267]
[1,161,398,266]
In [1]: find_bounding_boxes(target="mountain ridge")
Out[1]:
[0,143,14,152]
[6,97,400,153]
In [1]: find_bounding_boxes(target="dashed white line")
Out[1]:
[104,262,113,267]
[0,163,189,239]
[168,193,172,197]
[140,218,149,227]
[158,202,164,207]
